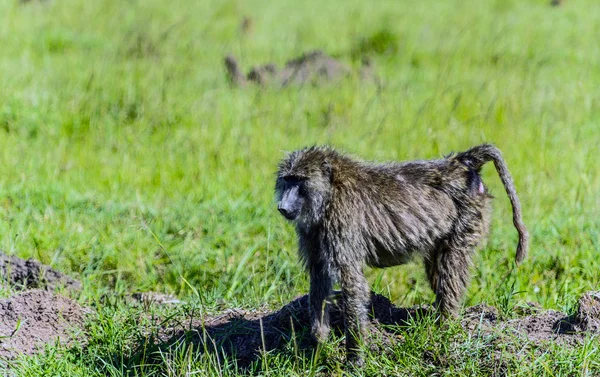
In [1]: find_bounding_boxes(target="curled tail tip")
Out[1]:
[454,143,501,169]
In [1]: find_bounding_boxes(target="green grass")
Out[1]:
[1,0,599,374]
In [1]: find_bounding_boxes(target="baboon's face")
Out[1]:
[276,148,333,226]
[276,177,305,221]
[276,169,331,226]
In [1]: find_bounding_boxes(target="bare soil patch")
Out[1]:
[0,290,88,359]
[0,253,86,361]
[0,252,81,292]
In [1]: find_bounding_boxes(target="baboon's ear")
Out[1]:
[322,160,333,181]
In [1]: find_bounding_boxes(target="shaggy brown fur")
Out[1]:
[275,144,528,363]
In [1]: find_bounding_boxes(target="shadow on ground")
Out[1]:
[156,293,427,368]
[135,291,598,371]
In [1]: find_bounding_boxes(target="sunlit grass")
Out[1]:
[0,0,599,374]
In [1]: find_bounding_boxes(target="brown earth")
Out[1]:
[0,253,87,361]
[0,252,81,292]
[0,290,88,359]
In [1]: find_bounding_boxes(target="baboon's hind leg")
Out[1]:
[432,242,476,316]
[425,252,440,295]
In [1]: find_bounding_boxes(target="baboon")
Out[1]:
[247,63,278,85]
[224,55,247,87]
[275,144,528,362]
[224,50,357,87]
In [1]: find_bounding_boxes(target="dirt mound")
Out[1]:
[464,292,600,348]
[0,254,86,362]
[0,252,81,292]
[463,305,582,348]
[0,290,88,359]
[152,291,600,369]
[224,50,375,87]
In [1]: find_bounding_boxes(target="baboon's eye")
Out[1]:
[283,177,307,197]
[298,184,308,197]
[283,175,305,185]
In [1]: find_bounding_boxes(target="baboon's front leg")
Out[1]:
[309,259,333,343]
[340,263,370,364]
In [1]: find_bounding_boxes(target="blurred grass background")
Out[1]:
[0,0,598,317]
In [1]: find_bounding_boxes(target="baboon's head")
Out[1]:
[275,147,334,227]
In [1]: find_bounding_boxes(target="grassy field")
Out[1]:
[1,0,599,375]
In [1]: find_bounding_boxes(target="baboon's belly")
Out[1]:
[364,188,457,268]
[367,247,413,268]
[365,230,439,268]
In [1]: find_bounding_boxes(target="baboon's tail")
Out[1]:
[455,143,529,264]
